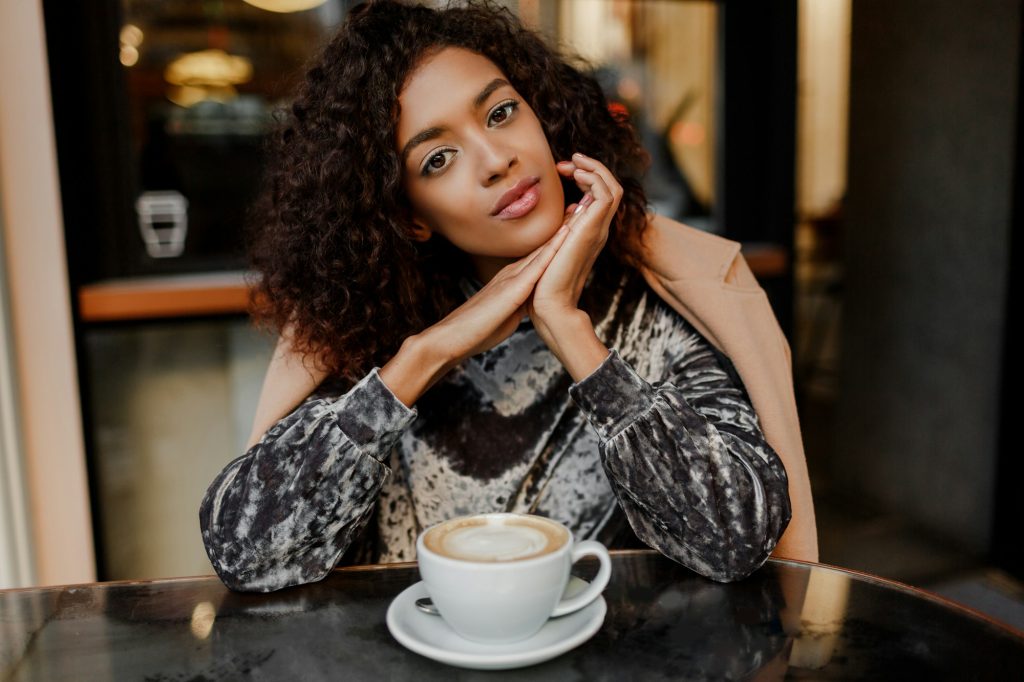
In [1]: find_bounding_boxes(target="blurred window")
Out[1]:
[117,0,719,272]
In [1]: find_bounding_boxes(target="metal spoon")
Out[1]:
[415,596,440,615]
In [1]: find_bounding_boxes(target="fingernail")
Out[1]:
[579,192,594,209]
[573,203,584,215]
[573,152,585,159]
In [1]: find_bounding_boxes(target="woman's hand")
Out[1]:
[528,152,623,335]
[381,221,574,407]
[421,221,571,367]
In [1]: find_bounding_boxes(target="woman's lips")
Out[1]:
[494,181,541,220]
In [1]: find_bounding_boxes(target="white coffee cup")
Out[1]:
[415,512,612,644]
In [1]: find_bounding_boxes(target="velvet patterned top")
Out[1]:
[199,267,792,592]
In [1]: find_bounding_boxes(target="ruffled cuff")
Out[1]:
[568,349,657,440]
[332,367,418,455]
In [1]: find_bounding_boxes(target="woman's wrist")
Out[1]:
[378,332,454,408]
[534,309,610,382]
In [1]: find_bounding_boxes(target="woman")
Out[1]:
[199,0,804,593]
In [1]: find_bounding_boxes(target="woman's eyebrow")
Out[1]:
[400,77,511,165]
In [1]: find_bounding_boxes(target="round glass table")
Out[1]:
[1,550,1021,679]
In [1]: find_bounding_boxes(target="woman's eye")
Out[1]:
[419,100,519,177]
[421,149,456,176]
[489,99,519,126]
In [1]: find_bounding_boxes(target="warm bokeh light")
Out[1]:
[119,45,139,67]
[164,49,252,88]
[670,120,706,147]
[616,76,642,104]
[119,24,143,48]
[166,84,240,108]
[242,0,327,12]
[118,23,143,67]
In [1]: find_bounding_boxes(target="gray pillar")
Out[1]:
[836,0,1020,553]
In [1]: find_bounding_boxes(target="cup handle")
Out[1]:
[550,540,612,618]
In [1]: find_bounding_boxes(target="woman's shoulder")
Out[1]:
[640,211,744,284]
[635,275,751,397]
[642,211,739,251]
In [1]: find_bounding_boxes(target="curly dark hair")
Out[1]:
[249,0,651,387]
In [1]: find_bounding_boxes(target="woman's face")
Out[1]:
[396,46,566,282]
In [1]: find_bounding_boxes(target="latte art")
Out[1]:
[423,515,567,562]
[443,525,549,561]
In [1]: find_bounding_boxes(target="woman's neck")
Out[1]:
[470,254,516,285]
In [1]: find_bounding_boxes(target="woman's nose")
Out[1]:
[477,138,517,184]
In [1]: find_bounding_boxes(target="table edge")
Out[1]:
[3,549,1021,640]
[771,556,1024,640]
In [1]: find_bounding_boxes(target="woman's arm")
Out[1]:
[206,329,458,592]
[567,338,792,583]
[205,226,577,591]
[246,326,329,450]
[528,154,789,581]
[246,326,446,449]
[245,214,576,448]
[201,356,428,592]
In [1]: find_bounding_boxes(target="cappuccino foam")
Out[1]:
[423,515,567,562]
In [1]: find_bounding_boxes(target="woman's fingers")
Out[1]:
[525,224,569,272]
[513,228,569,291]
[557,153,623,212]
[569,153,622,201]
[571,168,613,206]
[508,222,569,277]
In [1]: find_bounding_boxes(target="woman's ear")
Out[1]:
[400,203,432,242]
[409,219,432,242]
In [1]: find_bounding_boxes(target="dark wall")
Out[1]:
[835,0,1020,553]
[994,3,1024,578]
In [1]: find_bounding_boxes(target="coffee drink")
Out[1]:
[422,514,568,562]
[416,512,612,644]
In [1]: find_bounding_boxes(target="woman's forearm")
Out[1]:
[378,331,456,408]
[534,309,611,382]
[246,328,330,450]
[569,348,792,582]
[201,367,417,592]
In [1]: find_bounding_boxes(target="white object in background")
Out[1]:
[136,191,189,258]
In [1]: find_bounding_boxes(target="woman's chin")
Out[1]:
[512,225,562,256]
[476,202,565,258]
[520,205,568,246]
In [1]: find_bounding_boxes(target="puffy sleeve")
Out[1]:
[568,337,792,582]
[199,367,417,592]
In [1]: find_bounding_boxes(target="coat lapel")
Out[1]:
[638,215,819,563]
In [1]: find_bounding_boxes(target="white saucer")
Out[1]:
[386,576,607,671]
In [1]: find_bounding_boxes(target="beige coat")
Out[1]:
[637,215,819,563]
